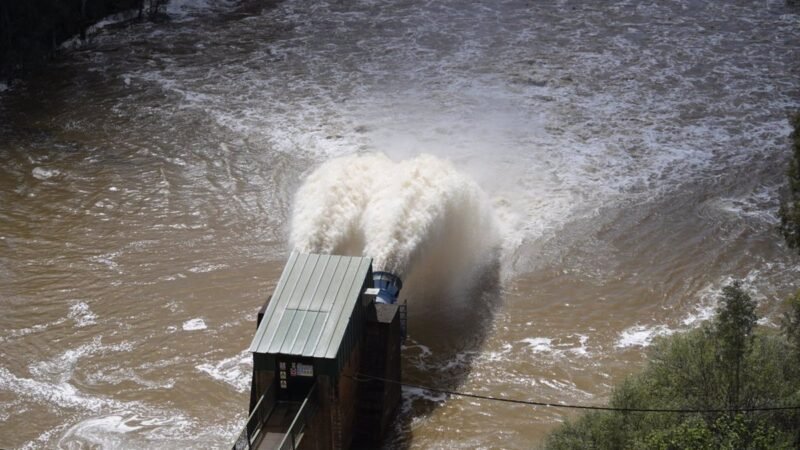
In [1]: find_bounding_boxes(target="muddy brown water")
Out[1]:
[1,0,799,448]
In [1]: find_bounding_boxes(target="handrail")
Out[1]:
[399,300,408,343]
[232,382,277,450]
[277,383,318,450]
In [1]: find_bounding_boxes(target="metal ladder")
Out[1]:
[399,299,408,343]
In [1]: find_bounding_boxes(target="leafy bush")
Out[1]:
[782,290,800,356]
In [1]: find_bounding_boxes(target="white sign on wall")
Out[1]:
[296,363,314,377]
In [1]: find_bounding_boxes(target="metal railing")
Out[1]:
[277,383,318,450]
[233,382,277,450]
[399,300,408,343]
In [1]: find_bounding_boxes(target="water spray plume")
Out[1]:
[290,153,499,278]
[290,154,389,255]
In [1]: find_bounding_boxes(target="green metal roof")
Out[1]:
[249,252,372,364]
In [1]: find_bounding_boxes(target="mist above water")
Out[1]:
[290,153,499,277]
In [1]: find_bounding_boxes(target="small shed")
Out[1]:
[236,252,402,450]
[250,252,372,381]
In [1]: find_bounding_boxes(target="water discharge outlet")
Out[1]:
[372,271,403,304]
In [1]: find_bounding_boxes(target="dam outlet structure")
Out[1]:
[233,252,406,450]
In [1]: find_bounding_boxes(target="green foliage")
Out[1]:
[781,290,800,356]
[640,417,715,450]
[642,415,792,450]
[715,282,757,351]
[543,282,800,450]
[713,281,757,410]
[779,113,800,252]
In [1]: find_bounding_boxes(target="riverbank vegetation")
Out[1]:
[0,0,167,80]
[543,282,800,449]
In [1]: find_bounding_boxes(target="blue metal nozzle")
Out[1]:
[372,271,403,305]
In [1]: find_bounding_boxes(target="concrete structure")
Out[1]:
[232,252,403,450]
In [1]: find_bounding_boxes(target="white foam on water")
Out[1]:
[571,335,590,356]
[402,340,435,371]
[615,325,675,349]
[166,0,238,21]
[0,367,106,410]
[182,318,207,331]
[28,337,102,384]
[682,303,717,327]
[2,351,215,449]
[681,269,770,328]
[195,350,251,392]
[31,167,60,180]
[0,317,68,342]
[88,251,122,272]
[707,183,782,225]
[86,366,176,390]
[65,414,144,436]
[20,425,73,450]
[60,9,141,50]
[55,412,197,450]
[538,378,593,399]
[519,334,592,357]
[90,9,140,31]
[1,336,136,413]
[69,301,98,327]
[520,337,553,353]
[187,263,228,273]
[483,342,514,362]
[402,385,447,404]
[437,351,477,372]
[401,341,433,358]
[610,268,787,351]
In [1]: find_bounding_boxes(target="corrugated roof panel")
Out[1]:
[277,309,307,354]
[318,257,370,359]
[299,256,338,311]
[290,310,322,355]
[300,258,351,356]
[322,256,350,313]
[267,309,298,354]
[248,252,297,352]
[300,311,328,357]
[312,257,358,359]
[307,255,341,312]
[249,252,372,371]
[286,253,320,310]
[253,252,305,352]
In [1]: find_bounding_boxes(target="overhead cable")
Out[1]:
[347,373,800,413]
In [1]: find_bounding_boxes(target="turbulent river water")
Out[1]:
[1,0,799,448]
